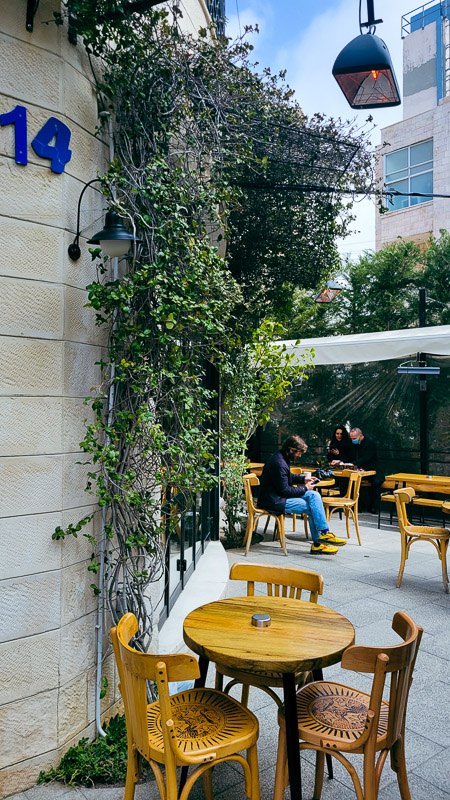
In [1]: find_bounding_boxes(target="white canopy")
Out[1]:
[279,325,450,366]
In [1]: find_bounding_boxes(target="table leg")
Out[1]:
[282,672,302,800]
[312,668,333,780]
[195,654,209,688]
[179,656,210,794]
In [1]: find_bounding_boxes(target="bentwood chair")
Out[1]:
[274,611,422,800]
[322,472,363,545]
[112,613,260,800]
[215,562,324,708]
[394,487,449,593]
[243,473,288,556]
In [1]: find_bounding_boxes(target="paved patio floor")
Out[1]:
[9,512,450,800]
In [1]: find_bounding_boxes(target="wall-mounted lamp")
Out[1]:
[68,178,141,261]
[314,280,344,304]
[332,0,400,109]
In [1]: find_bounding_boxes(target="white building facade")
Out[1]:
[0,1,225,796]
[376,1,450,248]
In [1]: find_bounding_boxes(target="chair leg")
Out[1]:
[303,513,308,539]
[215,669,224,690]
[352,507,362,546]
[391,739,412,800]
[313,750,325,800]
[124,736,140,800]
[241,682,250,706]
[263,516,270,534]
[345,508,350,538]
[202,767,214,800]
[273,723,288,800]
[247,743,261,800]
[397,534,407,588]
[278,516,288,556]
[244,521,255,556]
[440,539,449,593]
[293,513,296,532]
[243,510,253,546]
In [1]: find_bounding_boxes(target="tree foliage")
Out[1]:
[287,232,450,339]
[53,0,374,646]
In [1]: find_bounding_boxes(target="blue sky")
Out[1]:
[226,0,414,258]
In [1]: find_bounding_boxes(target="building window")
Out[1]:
[384,140,433,211]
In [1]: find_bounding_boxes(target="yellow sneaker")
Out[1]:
[319,531,347,546]
[310,542,338,555]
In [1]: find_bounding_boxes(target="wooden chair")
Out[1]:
[111,613,260,800]
[394,487,449,593]
[274,611,423,800]
[215,562,324,708]
[322,472,363,545]
[243,473,288,556]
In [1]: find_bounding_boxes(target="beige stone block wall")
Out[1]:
[0,1,119,795]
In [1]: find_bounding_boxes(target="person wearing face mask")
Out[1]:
[258,434,347,554]
[327,425,353,465]
[349,427,385,514]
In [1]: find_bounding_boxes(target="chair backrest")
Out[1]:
[230,562,324,603]
[111,613,199,761]
[345,471,363,500]
[341,611,422,748]
[243,473,259,514]
[394,487,415,533]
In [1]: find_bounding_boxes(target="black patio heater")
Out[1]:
[332,0,400,109]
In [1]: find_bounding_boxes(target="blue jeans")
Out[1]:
[285,491,329,543]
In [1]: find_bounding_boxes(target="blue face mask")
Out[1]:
[352,438,360,444]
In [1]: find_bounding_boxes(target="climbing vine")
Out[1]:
[53,1,373,649]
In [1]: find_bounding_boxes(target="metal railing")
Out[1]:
[401,0,450,37]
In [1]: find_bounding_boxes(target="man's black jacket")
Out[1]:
[257,451,306,513]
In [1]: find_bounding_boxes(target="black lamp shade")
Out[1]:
[333,34,400,109]
[88,210,141,258]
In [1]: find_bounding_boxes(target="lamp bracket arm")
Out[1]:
[73,177,103,247]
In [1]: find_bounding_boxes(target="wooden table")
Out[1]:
[302,465,376,479]
[247,462,265,476]
[442,501,450,514]
[386,472,450,489]
[183,596,355,800]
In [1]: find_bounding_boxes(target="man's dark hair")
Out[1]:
[281,435,308,457]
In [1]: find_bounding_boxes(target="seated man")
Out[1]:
[349,426,385,514]
[258,434,346,555]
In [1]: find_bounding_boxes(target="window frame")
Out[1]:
[384,139,433,212]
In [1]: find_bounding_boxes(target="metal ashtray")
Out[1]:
[252,613,271,628]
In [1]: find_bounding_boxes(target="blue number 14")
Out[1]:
[0,106,72,173]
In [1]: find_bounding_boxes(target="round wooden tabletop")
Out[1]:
[183,596,355,675]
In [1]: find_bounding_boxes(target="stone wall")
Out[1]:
[0,0,215,795]
[0,2,113,795]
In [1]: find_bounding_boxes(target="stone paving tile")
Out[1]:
[23,786,84,799]
[411,747,450,793]
[381,773,450,800]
